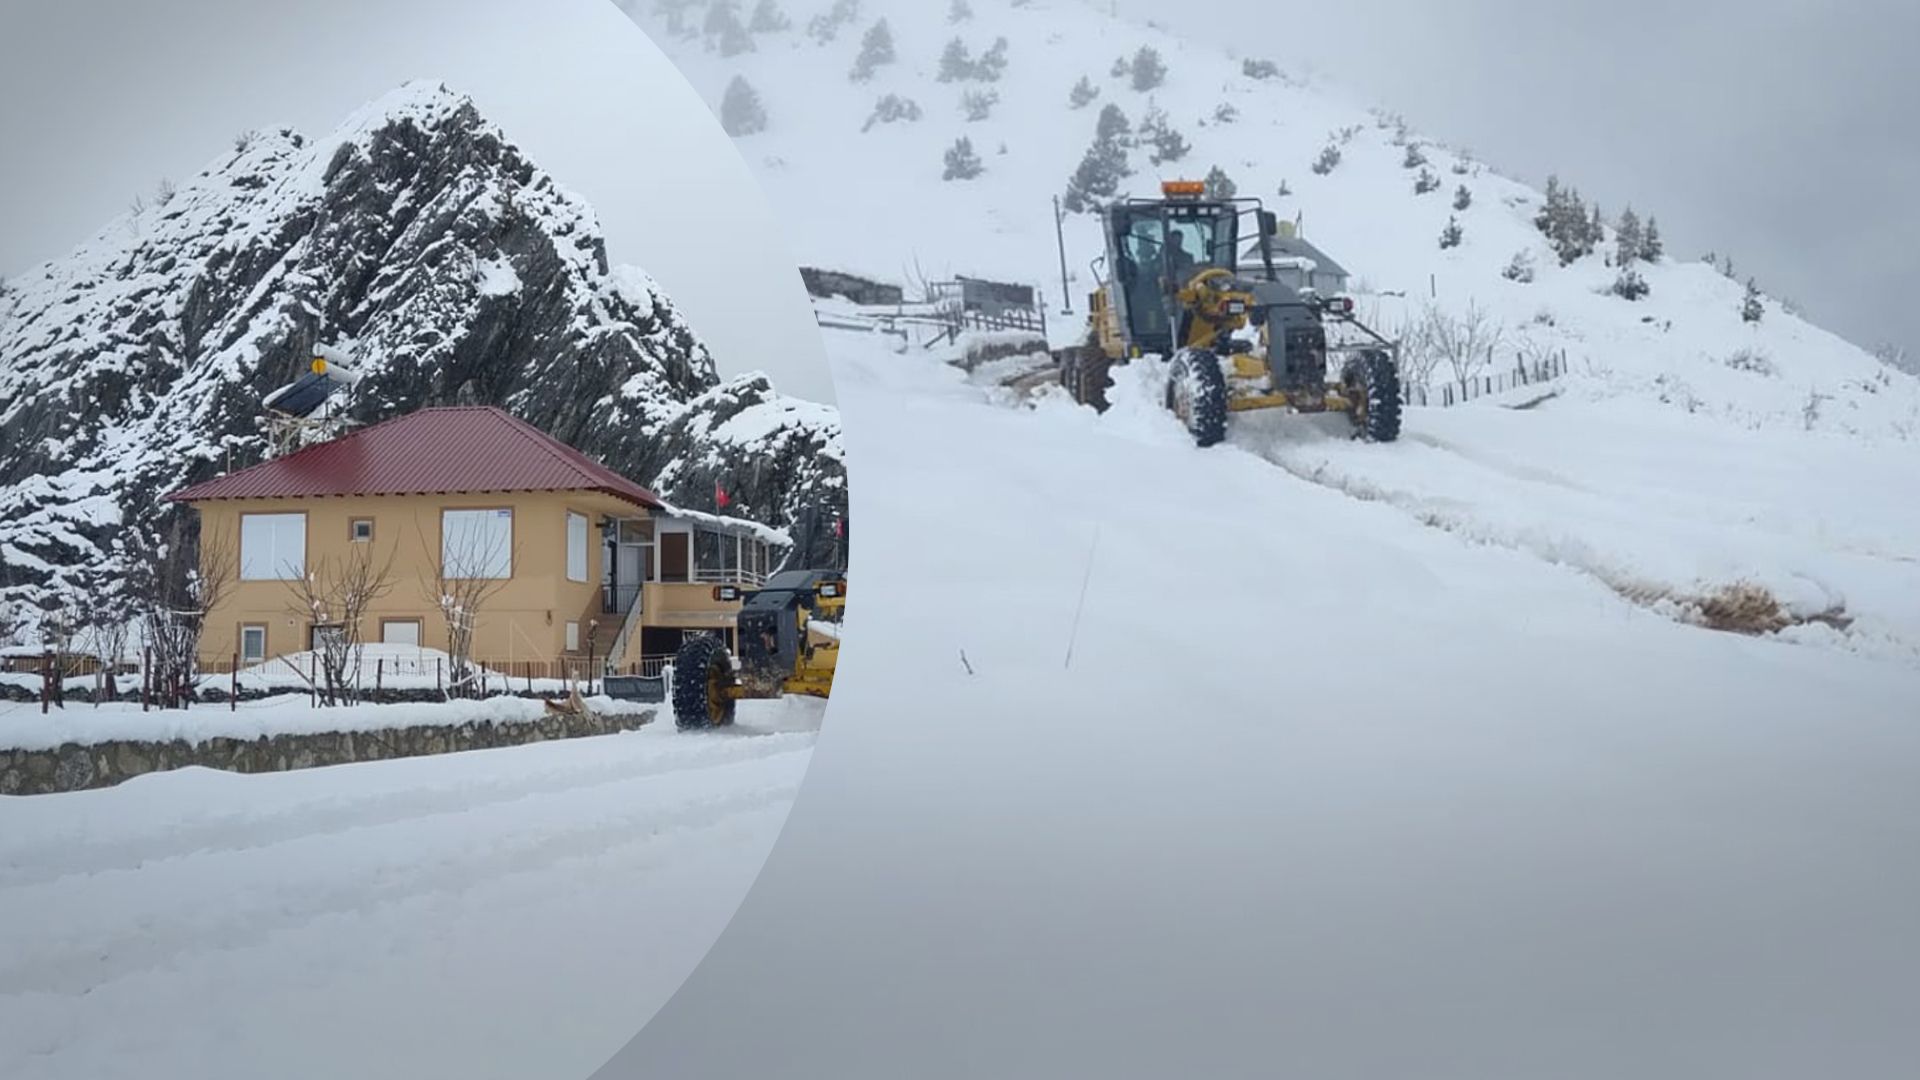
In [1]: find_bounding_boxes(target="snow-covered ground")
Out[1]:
[0,696,820,1080]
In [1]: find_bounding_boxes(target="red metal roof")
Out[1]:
[167,406,663,509]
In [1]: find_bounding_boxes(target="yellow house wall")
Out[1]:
[193,491,647,669]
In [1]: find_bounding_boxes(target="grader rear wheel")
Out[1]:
[1341,350,1403,443]
[1057,345,1115,412]
[671,634,738,731]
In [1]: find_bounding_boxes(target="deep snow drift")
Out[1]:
[0,696,821,1080]
[601,321,1920,1079]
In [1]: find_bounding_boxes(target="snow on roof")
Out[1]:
[656,502,792,547]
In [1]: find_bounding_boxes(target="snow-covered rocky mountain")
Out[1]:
[629,0,1918,435]
[0,81,844,618]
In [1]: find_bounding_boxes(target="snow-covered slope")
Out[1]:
[0,80,844,620]
[630,0,1920,438]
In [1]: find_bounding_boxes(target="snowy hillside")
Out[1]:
[0,80,844,622]
[629,0,1920,438]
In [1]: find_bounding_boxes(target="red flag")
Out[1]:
[833,517,844,539]
[714,480,731,509]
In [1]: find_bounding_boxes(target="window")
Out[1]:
[350,518,374,543]
[240,513,306,580]
[442,509,513,579]
[380,620,421,647]
[565,621,580,651]
[240,625,267,664]
[566,512,589,583]
[310,624,345,652]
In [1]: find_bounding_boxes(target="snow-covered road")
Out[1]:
[0,698,819,1080]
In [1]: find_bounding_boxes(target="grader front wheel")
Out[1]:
[1342,350,1403,444]
[671,634,738,731]
[1166,349,1229,448]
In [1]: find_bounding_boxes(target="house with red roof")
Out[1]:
[167,406,785,679]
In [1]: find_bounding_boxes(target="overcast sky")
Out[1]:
[0,0,835,402]
[1117,0,1918,361]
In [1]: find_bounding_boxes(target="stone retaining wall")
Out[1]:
[1,706,655,796]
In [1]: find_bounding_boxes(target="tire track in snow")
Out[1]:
[0,730,808,889]
[0,749,808,998]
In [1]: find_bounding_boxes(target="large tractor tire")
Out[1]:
[1166,348,1230,448]
[671,634,738,731]
[1342,350,1403,443]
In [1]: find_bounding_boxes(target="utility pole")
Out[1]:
[1054,195,1073,315]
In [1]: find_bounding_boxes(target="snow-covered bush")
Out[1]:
[1242,58,1280,80]
[1402,143,1428,169]
[1311,144,1341,175]
[1413,168,1440,195]
[1212,102,1239,124]
[949,0,972,21]
[849,18,896,81]
[1611,267,1649,301]
[1724,347,1778,377]
[961,88,999,121]
[1439,216,1463,249]
[1129,46,1167,91]
[1502,249,1537,283]
[721,76,768,136]
[1742,279,1765,323]
[1453,184,1473,211]
[943,137,984,180]
[1069,75,1100,109]
[862,93,922,132]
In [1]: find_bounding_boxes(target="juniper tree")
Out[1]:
[1063,105,1134,212]
[862,93,922,132]
[807,0,860,43]
[705,0,754,56]
[1069,75,1100,108]
[975,37,1010,81]
[1204,165,1237,200]
[1741,278,1764,323]
[1639,216,1664,261]
[943,136,984,180]
[1242,58,1280,80]
[750,0,792,31]
[849,18,896,80]
[720,76,769,136]
[1414,168,1440,195]
[961,89,999,121]
[1138,102,1190,164]
[949,0,973,21]
[1439,216,1463,249]
[1130,46,1167,91]
[1110,56,1131,78]
[1311,144,1341,175]
[939,37,974,81]
[1212,102,1240,124]
[1403,143,1428,169]
[1453,184,1473,211]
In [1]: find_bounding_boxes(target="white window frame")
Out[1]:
[441,508,513,580]
[565,621,581,652]
[350,518,374,543]
[566,512,589,583]
[239,624,267,664]
[239,512,307,581]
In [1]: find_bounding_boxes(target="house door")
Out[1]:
[660,532,690,583]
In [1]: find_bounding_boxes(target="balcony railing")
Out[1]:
[602,583,642,615]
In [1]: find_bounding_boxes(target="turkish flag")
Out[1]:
[714,481,731,509]
[833,517,844,539]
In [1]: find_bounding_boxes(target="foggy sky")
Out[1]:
[1115,0,1918,362]
[0,0,835,402]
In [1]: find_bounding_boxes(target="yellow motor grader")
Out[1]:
[670,569,844,731]
[1055,180,1401,447]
